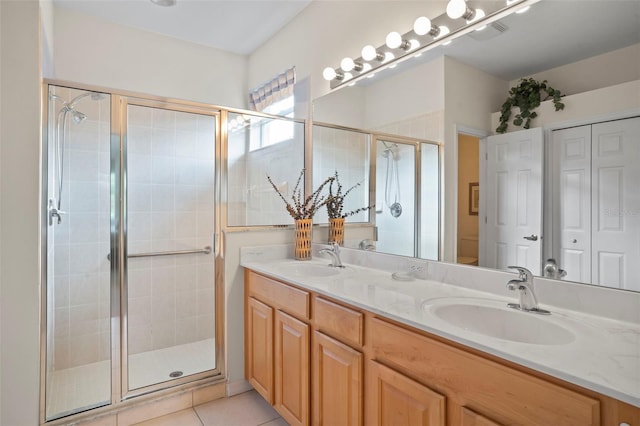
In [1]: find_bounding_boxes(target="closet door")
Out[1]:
[552,125,592,283]
[591,117,640,291]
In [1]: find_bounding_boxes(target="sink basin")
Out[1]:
[426,300,575,345]
[279,263,342,278]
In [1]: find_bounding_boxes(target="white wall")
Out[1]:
[514,43,640,97]
[51,6,247,108]
[365,57,445,130]
[1,1,41,424]
[442,56,507,263]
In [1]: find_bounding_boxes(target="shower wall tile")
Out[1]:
[121,106,218,357]
[69,182,101,212]
[52,98,112,370]
[69,273,101,305]
[69,150,101,181]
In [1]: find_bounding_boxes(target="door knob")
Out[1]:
[523,234,538,241]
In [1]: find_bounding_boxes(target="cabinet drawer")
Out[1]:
[247,271,310,320]
[313,296,363,347]
[370,317,600,426]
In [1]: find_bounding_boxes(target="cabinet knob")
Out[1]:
[619,423,630,426]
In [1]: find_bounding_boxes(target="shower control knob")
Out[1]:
[49,207,67,225]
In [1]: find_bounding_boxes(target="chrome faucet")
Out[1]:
[543,258,567,280]
[506,266,550,315]
[319,242,344,268]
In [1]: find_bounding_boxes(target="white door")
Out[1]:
[484,128,543,274]
[591,117,640,290]
[552,125,592,283]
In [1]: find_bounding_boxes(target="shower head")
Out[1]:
[90,93,107,101]
[69,91,107,108]
[71,110,87,123]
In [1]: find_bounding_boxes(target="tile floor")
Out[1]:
[132,390,288,426]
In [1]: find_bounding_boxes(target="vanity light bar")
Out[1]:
[323,0,539,90]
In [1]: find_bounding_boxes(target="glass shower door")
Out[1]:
[125,103,218,392]
[375,140,416,257]
[44,86,112,420]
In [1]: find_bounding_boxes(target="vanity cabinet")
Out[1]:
[370,317,600,425]
[245,271,311,426]
[246,297,273,403]
[312,330,363,426]
[460,408,502,426]
[244,269,640,426]
[366,359,445,426]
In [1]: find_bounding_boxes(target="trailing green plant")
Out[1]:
[267,169,334,220]
[496,78,564,134]
[326,170,375,219]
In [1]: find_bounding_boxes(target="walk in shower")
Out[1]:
[374,138,440,259]
[42,85,222,421]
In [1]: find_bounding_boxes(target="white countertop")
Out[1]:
[241,247,640,408]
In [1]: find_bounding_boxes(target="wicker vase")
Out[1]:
[294,218,313,260]
[328,217,345,246]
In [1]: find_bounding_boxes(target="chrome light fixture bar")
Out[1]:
[324,0,538,89]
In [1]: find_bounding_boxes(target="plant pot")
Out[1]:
[328,217,345,246]
[294,218,313,260]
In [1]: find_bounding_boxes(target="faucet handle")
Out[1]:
[329,241,340,252]
[507,266,533,282]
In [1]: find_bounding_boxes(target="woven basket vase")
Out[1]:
[328,217,345,246]
[294,218,313,260]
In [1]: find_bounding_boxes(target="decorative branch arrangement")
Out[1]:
[267,169,334,220]
[326,171,375,219]
[496,78,564,134]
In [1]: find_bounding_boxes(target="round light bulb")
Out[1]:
[408,39,420,51]
[386,31,402,49]
[468,8,485,23]
[435,25,450,39]
[361,45,378,61]
[362,63,372,72]
[322,67,337,81]
[383,52,395,63]
[413,16,432,35]
[343,72,353,82]
[446,0,467,19]
[341,57,355,72]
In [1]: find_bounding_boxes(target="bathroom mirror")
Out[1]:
[311,0,640,292]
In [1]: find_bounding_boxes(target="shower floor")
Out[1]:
[46,338,216,419]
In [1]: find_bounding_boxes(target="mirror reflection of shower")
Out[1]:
[382,142,402,218]
[49,91,107,225]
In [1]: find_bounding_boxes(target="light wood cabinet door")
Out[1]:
[460,407,503,426]
[366,360,445,426]
[275,310,310,426]
[246,297,274,404]
[312,331,363,426]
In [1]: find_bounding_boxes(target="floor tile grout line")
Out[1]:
[193,407,205,426]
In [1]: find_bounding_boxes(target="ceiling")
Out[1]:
[52,0,312,55]
[53,0,640,79]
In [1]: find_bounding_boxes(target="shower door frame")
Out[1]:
[372,133,441,259]
[40,81,226,424]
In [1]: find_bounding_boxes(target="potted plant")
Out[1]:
[496,78,564,134]
[267,169,334,260]
[325,171,374,246]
